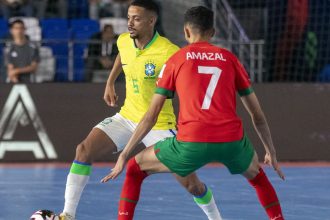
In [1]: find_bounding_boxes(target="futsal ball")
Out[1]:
[30,210,59,220]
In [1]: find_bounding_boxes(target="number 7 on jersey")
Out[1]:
[198,66,222,110]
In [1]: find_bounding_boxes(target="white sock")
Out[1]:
[63,173,90,217]
[194,185,223,220]
[197,196,223,220]
[63,162,91,217]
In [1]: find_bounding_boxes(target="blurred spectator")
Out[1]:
[111,0,130,18]
[31,0,48,19]
[5,19,39,83]
[84,24,118,82]
[0,0,33,19]
[89,0,100,19]
[46,0,67,18]
[274,0,308,81]
[89,0,130,19]
[89,0,113,19]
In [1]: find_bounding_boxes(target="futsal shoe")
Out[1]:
[59,213,75,220]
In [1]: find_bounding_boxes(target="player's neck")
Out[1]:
[189,35,211,44]
[14,36,27,45]
[134,30,155,50]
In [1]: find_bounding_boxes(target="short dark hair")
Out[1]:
[9,19,25,28]
[103,24,114,31]
[129,0,159,17]
[184,6,214,33]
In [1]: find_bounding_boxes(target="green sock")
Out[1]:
[193,184,222,220]
[70,160,92,176]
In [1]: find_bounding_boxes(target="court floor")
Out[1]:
[0,164,329,220]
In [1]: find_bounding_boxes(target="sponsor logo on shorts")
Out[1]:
[100,118,112,126]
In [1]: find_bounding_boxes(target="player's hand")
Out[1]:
[104,83,118,107]
[9,76,18,83]
[8,69,18,82]
[264,152,285,180]
[8,69,18,77]
[8,71,18,83]
[100,57,113,69]
[101,154,127,183]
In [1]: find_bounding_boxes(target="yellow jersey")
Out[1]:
[117,32,179,130]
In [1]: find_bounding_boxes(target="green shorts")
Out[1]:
[154,135,255,177]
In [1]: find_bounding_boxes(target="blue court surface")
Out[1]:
[0,164,329,220]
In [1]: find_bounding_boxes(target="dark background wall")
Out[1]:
[0,83,329,162]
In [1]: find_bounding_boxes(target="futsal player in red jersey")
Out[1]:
[102,6,285,220]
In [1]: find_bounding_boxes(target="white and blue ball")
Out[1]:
[30,210,59,220]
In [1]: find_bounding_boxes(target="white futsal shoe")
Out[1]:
[59,212,75,220]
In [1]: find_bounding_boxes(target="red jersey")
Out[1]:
[155,42,253,142]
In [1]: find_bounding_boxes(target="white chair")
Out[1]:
[25,26,42,42]
[99,18,127,34]
[35,46,55,82]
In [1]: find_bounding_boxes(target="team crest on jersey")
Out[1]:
[144,61,156,79]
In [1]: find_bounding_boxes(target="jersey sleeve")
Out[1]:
[233,55,254,96]
[166,44,180,60]
[6,48,13,65]
[116,33,128,52]
[155,59,176,99]
[32,45,40,62]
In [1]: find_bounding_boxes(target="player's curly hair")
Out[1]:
[184,6,214,34]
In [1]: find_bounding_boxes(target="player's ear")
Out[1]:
[210,28,215,38]
[184,26,191,41]
[150,15,157,27]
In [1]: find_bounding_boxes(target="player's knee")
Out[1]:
[75,142,92,163]
[126,158,147,179]
[244,160,261,180]
[249,164,261,179]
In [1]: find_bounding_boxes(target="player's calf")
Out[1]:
[62,128,117,218]
[248,168,284,220]
[175,173,205,196]
[244,153,284,220]
[118,157,148,220]
[117,147,170,219]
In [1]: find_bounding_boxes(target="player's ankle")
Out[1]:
[59,212,76,220]
[187,182,206,196]
[194,184,212,204]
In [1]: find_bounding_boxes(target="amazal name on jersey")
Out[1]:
[186,52,226,61]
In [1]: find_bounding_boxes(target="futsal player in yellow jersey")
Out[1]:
[117,31,177,130]
[59,1,222,220]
